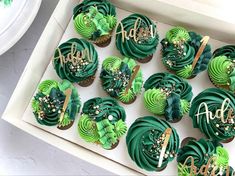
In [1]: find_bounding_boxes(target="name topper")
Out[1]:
[196,98,234,124]
[54,42,92,66]
[181,156,234,176]
[116,17,157,43]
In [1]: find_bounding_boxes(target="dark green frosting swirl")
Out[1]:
[126,116,179,171]
[144,72,193,122]
[116,13,159,60]
[78,97,127,149]
[161,27,212,78]
[213,45,235,59]
[32,80,81,128]
[177,138,233,176]
[189,88,235,142]
[53,38,98,83]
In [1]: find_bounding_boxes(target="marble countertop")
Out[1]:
[0,0,113,175]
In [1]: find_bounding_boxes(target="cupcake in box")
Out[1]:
[78,97,127,150]
[189,88,235,143]
[32,79,81,130]
[116,13,159,63]
[100,56,143,104]
[126,116,179,172]
[208,45,235,91]
[143,72,193,123]
[177,138,234,176]
[161,26,212,79]
[53,38,98,87]
[73,0,117,47]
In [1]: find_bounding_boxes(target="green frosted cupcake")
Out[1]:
[161,26,212,79]
[32,79,81,130]
[189,88,235,143]
[126,116,179,172]
[208,45,235,91]
[143,72,193,123]
[100,56,143,104]
[177,138,234,176]
[78,97,127,150]
[53,38,98,87]
[116,13,159,63]
[73,0,117,47]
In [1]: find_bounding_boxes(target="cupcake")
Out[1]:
[53,38,98,87]
[126,116,179,172]
[161,26,212,79]
[189,88,235,143]
[177,138,234,176]
[78,97,127,150]
[31,79,81,130]
[208,45,235,91]
[100,56,143,104]
[73,0,117,47]
[116,13,159,63]
[143,72,193,123]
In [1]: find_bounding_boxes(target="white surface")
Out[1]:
[0,0,42,55]
[22,6,235,176]
[2,0,235,175]
[0,0,112,175]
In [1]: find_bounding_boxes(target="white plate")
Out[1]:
[0,0,41,55]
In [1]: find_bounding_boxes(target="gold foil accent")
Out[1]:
[59,88,72,123]
[125,65,140,94]
[158,128,172,168]
[191,36,210,70]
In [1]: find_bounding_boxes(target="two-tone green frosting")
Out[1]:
[208,45,235,91]
[189,88,235,142]
[73,0,117,40]
[143,72,193,122]
[100,56,143,103]
[116,13,159,60]
[177,138,233,176]
[32,79,81,129]
[161,26,212,79]
[126,116,179,171]
[78,97,127,149]
[53,38,98,84]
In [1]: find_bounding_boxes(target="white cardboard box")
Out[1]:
[2,0,235,175]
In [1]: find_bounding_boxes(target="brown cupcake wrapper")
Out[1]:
[120,96,137,105]
[106,140,119,150]
[180,137,197,148]
[57,120,74,130]
[94,34,112,47]
[137,54,153,63]
[78,75,95,87]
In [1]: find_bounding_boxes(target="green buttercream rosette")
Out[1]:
[53,38,98,85]
[177,138,233,176]
[126,116,179,171]
[143,72,193,123]
[161,26,212,79]
[189,88,235,142]
[100,56,143,104]
[208,45,235,92]
[73,0,117,41]
[78,97,127,150]
[116,13,159,61]
[31,79,81,129]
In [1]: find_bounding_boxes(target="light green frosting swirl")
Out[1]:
[38,80,58,95]
[216,146,229,168]
[176,65,193,79]
[166,26,190,44]
[78,114,99,142]
[144,88,167,115]
[114,119,127,138]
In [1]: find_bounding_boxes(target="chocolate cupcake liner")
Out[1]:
[106,140,120,150]
[180,137,197,148]
[137,54,153,63]
[94,34,112,47]
[57,120,74,130]
[78,75,96,87]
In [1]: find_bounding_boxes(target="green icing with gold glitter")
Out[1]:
[78,97,127,149]
[100,56,143,103]
[73,0,117,40]
[144,72,193,122]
